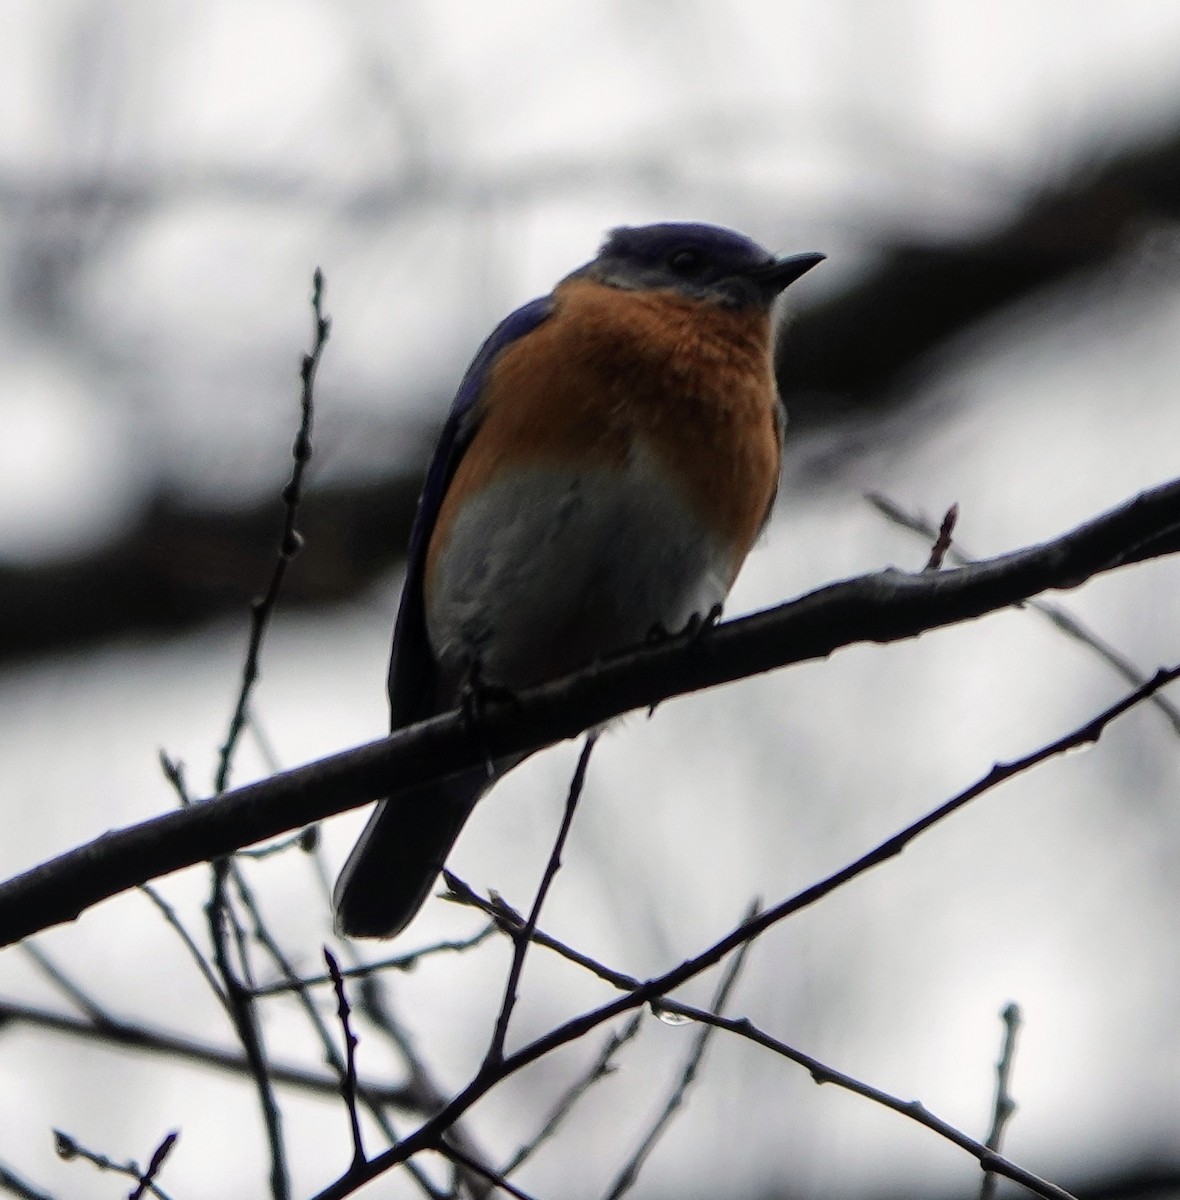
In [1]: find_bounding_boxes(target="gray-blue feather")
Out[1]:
[387,294,554,728]
[336,294,553,938]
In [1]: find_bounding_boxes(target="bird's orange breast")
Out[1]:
[428,277,783,591]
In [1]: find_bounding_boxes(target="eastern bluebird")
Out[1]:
[334,222,823,938]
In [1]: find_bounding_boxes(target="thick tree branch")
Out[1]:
[1,476,1179,948]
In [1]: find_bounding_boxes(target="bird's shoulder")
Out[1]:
[387,294,553,724]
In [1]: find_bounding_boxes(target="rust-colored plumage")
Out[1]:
[427,276,782,593]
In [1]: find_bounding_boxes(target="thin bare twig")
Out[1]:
[443,875,641,992]
[326,950,365,1169]
[139,884,227,1009]
[981,1002,1024,1200]
[251,924,496,997]
[604,901,760,1200]
[219,864,463,1200]
[439,1143,539,1200]
[656,1001,1073,1200]
[218,863,448,1191]
[207,881,289,1200]
[443,898,1049,1199]
[53,1130,176,1200]
[312,663,1180,1200]
[127,1132,179,1200]
[138,888,441,1186]
[158,751,192,807]
[501,1013,644,1177]
[247,706,286,776]
[201,270,329,1200]
[238,828,318,859]
[331,861,499,1192]
[923,502,959,570]
[867,490,1180,735]
[352,971,492,1200]
[465,886,1039,1196]
[0,996,413,1103]
[149,821,326,1192]
[20,944,116,1027]
[216,268,329,794]
[485,732,597,1067]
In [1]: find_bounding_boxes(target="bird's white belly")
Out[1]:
[425,456,731,692]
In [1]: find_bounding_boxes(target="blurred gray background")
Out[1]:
[1,2,1180,1198]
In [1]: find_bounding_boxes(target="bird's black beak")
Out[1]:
[750,251,825,294]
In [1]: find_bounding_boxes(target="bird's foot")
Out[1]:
[459,661,520,780]
[646,602,724,646]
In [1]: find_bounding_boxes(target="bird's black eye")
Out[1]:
[667,247,704,275]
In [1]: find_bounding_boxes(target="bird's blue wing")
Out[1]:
[387,295,555,727]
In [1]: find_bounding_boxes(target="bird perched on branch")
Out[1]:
[334,222,823,938]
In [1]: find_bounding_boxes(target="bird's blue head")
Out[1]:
[578,222,823,309]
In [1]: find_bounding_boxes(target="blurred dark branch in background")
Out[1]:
[779,123,1180,423]
[4,118,1180,667]
[0,478,420,662]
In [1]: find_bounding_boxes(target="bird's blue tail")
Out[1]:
[333,770,489,939]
